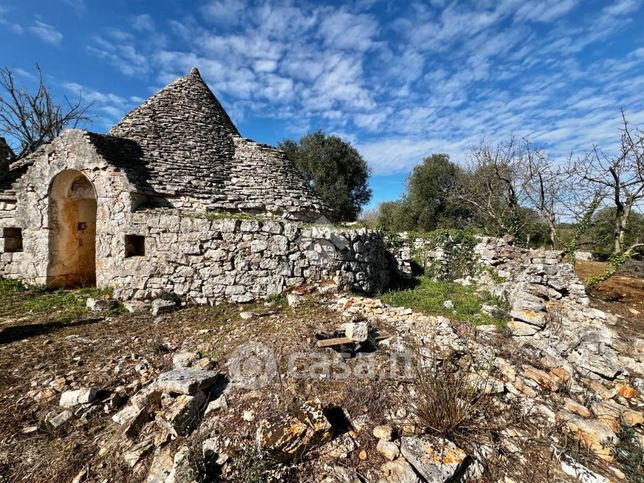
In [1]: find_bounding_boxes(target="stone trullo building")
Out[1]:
[0,69,389,302]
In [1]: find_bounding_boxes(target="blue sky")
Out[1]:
[1,0,643,209]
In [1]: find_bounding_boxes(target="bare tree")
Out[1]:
[518,142,571,249]
[580,111,644,256]
[453,137,525,240]
[0,65,92,160]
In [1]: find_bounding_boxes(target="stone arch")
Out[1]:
[47,170,97,288]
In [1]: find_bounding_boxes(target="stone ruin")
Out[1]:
[0,68,390,301]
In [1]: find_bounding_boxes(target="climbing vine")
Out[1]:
[403,229,478,281]
[585,247,639,290]
[564,195,602,265]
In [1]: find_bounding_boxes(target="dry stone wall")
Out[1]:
[110,212,390,304]
[0,131,387,302]
[0,131,136,285]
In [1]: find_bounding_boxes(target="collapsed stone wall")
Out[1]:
[110,212,390,304]
[394,234,637,379]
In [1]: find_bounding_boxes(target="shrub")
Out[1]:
[226,445,273,483]
[411,352,495,441]
[605,424,644,482]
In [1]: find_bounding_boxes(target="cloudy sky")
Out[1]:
[1,0,643,207]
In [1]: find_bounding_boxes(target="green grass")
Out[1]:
[23,288,112,318]
[0,278,27,293]
[0,279,115,321]
[264,292,289,310]
[481,266,508,284]
[190,210,270,222]
[381,276,509,328]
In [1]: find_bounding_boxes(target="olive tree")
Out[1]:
[279,131,372,222]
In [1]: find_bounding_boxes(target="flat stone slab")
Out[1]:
[508,320,541,336]
[156,368,220,395]
[400,436,469,482]
[510,308,546,327]
[151,299,177,316]
[59,387,99,408]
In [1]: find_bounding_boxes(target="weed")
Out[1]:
[0,278,27,293]
[410,351,497,443]
[226,445,274,483]
[604,424,644,482]
[0,280,114,322]
[150,339,172,355]
[264,292,288,310]
[381,276,508,327]
[480,266,508,284]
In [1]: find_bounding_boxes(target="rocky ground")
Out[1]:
[575,259,644,338]
[0,250,642,482]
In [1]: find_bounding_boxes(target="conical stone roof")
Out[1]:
[107,68,328,219]
[109,68,239,201]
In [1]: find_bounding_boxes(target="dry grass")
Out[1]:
[409,351,498,443]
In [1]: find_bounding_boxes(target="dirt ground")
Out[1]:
[0,287,400,482]
[0,264,642,482]
[574,260,644,338]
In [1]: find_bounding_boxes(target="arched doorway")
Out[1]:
[47,170,97,288]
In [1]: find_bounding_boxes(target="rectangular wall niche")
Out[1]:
[3,227,23,253]
[125,235,145,258]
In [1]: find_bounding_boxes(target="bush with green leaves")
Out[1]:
[405,229,478,281]
[603,424,643,482]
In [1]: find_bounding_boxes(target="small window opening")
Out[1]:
[3,227,23,253]
[125,235,145,258]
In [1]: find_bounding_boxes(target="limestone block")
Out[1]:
[155,368,220,395]
[400,436,469,482]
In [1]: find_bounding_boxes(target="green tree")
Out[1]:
[376,200,410,232]
[279,131,372,222]
[404,154,471,231]
[583,208,644,257]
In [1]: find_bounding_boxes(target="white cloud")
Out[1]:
[82,0,644,179]
[359,137,470,175]
[602,0,643,16]
[88,33,149,76]
[63,0,86,16]
[132,14,155,32]
[202,0,247,26]
[0,6,23,33]
[318,9,378,51]
[28,20,63,44]
[513,0,580,22]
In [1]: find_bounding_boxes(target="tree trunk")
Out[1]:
[617,201,632,254]
[612,183,624,254]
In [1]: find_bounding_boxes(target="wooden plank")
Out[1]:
[316,337,354,348]
[375,333,392,341]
